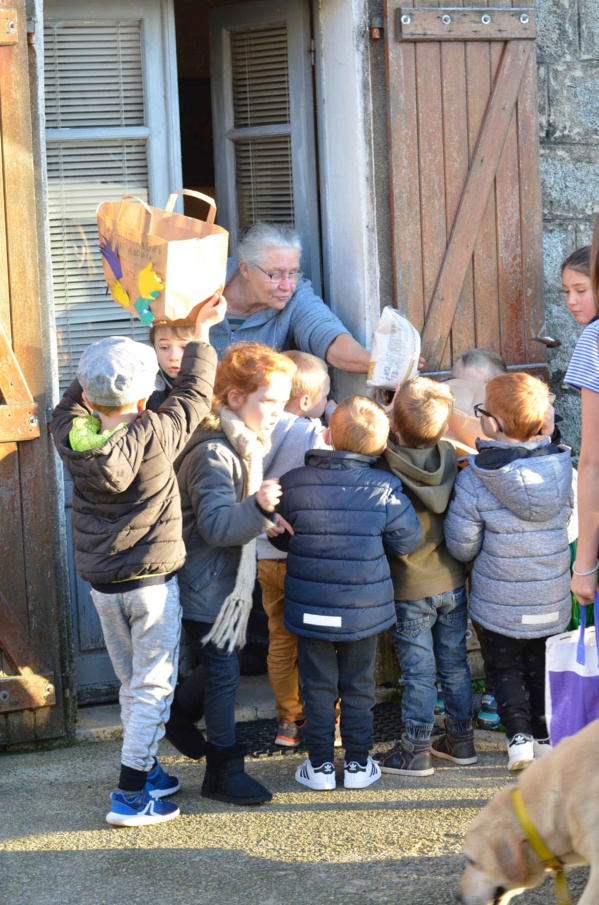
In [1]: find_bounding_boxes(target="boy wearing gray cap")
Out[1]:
[50,296,225,826]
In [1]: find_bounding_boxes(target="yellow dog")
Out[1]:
[458,721,597,904]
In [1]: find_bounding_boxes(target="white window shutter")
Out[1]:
[210,0,321,291]
[44,4,181,391]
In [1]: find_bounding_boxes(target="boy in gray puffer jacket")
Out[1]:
[445,372,575,773]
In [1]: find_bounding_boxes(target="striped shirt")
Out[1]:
[564,318,599,393]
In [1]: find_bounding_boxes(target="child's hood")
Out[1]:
[382,439,457,514]
[59,416,148,495]
[468,437,572,522]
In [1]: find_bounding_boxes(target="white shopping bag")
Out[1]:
[545,596,599,746]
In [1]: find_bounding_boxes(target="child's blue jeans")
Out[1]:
[392,585,472,740]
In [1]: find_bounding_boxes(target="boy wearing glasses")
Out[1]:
[445,372,575,772]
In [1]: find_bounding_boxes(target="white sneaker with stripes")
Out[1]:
[344,756,381,789]
[295,758,336,790]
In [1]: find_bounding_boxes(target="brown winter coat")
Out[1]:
[50,341,217,585]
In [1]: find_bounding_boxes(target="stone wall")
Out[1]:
[537,0,599,454]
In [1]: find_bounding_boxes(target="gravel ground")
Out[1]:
[0,730,589,905]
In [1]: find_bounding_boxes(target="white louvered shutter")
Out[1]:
[210,0,321,290]
[230,26,294,225]
[44,6,180,391]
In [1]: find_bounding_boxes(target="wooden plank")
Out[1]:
[398,6,535,41]
[415,0,447,336]
[0,402,40,441]
[512,0,546,365]
[386,0,426,329]
[0,0,65,742]
[440,0,475,365]
[0,9,18,45]
[465,0,500,356]
[0,590,54,674]
[0,674,56,713]
[493,0,525,365]
[0,319,34,404]
[421,39,531,366]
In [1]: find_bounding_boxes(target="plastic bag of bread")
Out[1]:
[367,306,421,390]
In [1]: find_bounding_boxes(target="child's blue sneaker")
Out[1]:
[145,758,180,799]
[106,788,180,826]
[475,693,501,730]
[434,684,445,717]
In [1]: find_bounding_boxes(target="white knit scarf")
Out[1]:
[202,406,270,652]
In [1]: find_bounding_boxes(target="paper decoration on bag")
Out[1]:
[367,306,421,390]
[97,190,229,325]
[100,236,131,309]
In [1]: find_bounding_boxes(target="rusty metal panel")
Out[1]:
[397,6,535,41]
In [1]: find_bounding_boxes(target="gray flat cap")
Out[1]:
[77,336,158,407]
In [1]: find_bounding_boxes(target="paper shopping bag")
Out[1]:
[96,190,229,325]
[545,593,599,746]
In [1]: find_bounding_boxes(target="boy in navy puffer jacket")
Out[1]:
[270,396,422,791]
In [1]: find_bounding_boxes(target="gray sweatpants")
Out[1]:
[91,577,181,772]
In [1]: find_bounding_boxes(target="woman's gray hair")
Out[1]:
[237,221,302,267]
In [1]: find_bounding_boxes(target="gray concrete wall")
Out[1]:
[538,0,599,454]
[367,0,599,454]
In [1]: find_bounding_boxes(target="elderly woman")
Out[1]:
[208,222,371,373]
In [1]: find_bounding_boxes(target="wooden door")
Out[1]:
[385,1,546,374]
[0,0,67,744]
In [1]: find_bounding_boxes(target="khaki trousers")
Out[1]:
[258,559,304,723]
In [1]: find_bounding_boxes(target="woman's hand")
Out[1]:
[571,571,599,609]
[256,478,282,512]
[194,292,227,341]
[266,513,294,538]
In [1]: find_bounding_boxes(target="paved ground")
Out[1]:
[0,725,590,905]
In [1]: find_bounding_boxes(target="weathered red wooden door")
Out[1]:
[385,0,547,374]
[0,0,67,744]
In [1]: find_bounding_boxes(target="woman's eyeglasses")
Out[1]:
[254,264,304,285]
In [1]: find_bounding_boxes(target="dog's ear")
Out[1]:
[493,836,529,884]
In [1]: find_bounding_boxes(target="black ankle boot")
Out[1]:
[164,703,206,760]
[202,742,273,806]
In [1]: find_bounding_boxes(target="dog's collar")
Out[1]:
[511,788,572,905]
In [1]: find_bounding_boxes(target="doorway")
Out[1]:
[44,0,319,703]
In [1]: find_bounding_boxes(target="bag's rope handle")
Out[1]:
[165,189,216,226]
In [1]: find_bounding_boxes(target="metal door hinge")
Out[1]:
[310,38,315,66]
[370,16,384,40]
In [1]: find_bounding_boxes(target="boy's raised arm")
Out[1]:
[50,379,90,449]
[154,294,225,459]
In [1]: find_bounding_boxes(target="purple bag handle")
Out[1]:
[576,590,599,666]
